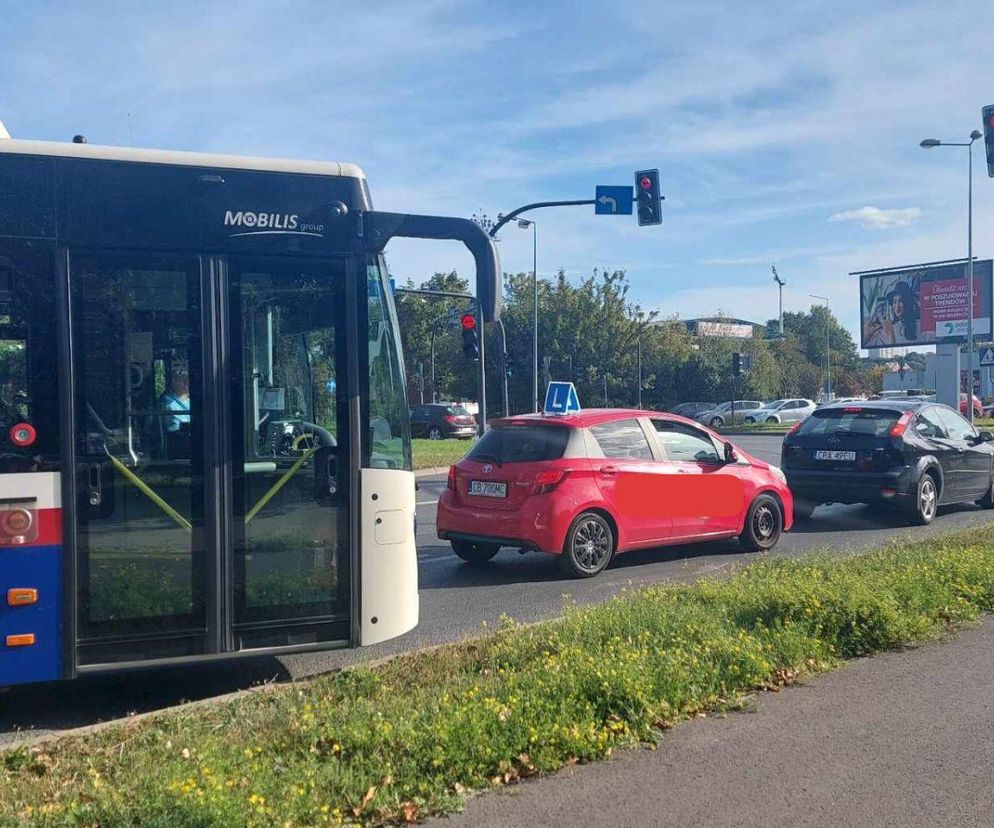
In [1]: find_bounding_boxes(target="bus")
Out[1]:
[0,123,500,688]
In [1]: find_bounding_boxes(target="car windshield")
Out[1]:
[467,424,569,463]
[446,405,470,416]
[795,407,902,437]
[764,400,786,409]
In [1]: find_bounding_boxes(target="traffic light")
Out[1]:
[504,352,515,378]
[634,168,662,226]
[732,353,752,376]
[983,104,994,178]
[460,313,478,360]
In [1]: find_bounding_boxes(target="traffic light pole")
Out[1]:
[396,287,489,434]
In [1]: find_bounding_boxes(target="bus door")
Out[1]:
[72,253,212,666]
[225,257,349,651]
[70,253,349,667]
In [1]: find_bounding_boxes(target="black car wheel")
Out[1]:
[451,540,500,566]
[977,478,994,509]
[709,416,724,428]
[560,511,615,578]
[792,499,816,521]
[909,472,938,525]
[740,494,783,552]
[428,425,444,440]
[765,416,779,424]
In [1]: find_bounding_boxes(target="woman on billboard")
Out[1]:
[865,280,920,346]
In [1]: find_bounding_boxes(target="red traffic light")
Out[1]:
[639,176,653,190]
[460,313,476,331]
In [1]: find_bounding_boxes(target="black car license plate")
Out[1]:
[468,480,507,497]
[814,450,856,462]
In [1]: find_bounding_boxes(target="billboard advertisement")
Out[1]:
[859,259,993,349]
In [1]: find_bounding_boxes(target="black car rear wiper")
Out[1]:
[472,452,502,467]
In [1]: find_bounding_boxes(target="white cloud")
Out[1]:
[828,206,923,229]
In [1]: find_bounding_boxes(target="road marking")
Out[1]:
[417,499,439,506]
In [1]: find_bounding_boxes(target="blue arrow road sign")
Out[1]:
[594,185,634,215]
[544,381,581,415]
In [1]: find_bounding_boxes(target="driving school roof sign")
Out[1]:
[544,382,581,415]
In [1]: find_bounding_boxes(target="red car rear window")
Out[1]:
[467,425,569,463]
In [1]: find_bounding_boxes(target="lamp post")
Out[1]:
[810,294,831,400]
[515,218,539,412]
[772,264,786,336]
[920,130,983,424]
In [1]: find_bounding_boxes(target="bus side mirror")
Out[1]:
[364,212,502,321]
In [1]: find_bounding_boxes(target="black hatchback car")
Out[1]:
[409,403,477,440]
[781,400,994,525]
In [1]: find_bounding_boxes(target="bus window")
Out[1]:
[0,245,60,473]
[366,258,411,471]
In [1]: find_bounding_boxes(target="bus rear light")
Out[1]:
[0,507,35,544]
[7,588,38,607]
[5,634,35,647]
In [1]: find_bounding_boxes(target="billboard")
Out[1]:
[692,320,755,339]
[859,259,993,349]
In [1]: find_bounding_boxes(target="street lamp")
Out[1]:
[772,264,786,336]
[920,129,983,424]
[810,294,832,400]
[515,217,539,412]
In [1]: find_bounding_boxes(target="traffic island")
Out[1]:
[3,527,994,826]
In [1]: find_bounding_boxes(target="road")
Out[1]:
[434,618,994,828]
[4,435,994,744]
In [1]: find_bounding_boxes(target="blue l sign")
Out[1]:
[595,185,634,215]
[544,381,581,415]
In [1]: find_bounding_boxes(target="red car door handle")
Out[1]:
[599,465,618,476]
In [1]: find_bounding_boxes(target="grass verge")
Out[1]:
[411,438,471,470]
[4,527,994,826]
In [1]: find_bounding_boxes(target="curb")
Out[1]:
[415,466,451,478]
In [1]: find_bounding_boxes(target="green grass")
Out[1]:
[4,527,994,826]
[411,438,472,470]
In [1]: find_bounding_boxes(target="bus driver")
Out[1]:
[161,360,191,433]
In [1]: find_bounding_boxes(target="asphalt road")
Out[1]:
[435,618,994,828]
[4,435,994,745]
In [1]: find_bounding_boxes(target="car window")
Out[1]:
[797,407,903,437]
[652,420,723,464]
[446,405,470,416]
[935,407,976,442]
[467,424,570,463]
[589,419,654,460]
[916,409,946,439]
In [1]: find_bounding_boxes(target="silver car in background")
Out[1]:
[694,400,764,427]
[744,398,817,424]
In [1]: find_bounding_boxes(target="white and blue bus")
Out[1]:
[0,123,500,688]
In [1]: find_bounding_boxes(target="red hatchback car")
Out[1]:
[437,409,793,577]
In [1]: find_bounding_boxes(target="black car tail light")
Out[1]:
[889,410,914,438]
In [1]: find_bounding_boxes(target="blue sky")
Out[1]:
[2,0,993,343]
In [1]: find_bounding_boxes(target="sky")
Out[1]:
[2,0,993,346]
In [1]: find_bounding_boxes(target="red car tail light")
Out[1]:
[532,469,569,494]
[889,410,914,438]
[443,415,457,423]
[447,465,456,491]
[786,421,803,435]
